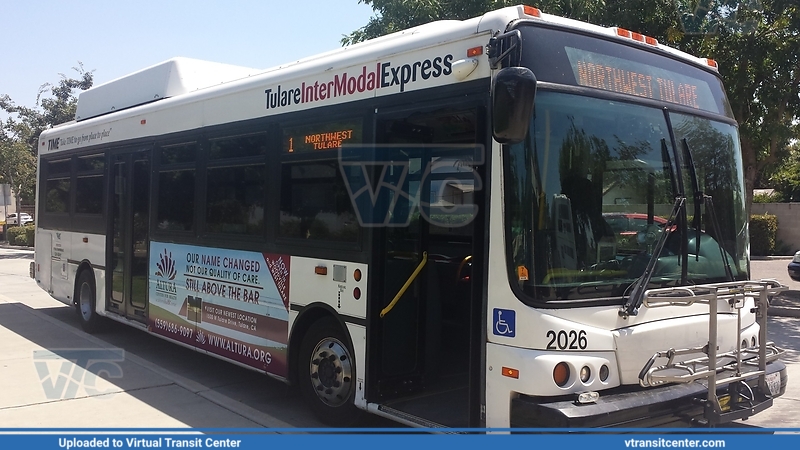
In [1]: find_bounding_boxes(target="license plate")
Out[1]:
[718,394,731,412]
[765,372,781,396]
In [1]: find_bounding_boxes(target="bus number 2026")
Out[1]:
[546,329,587,350]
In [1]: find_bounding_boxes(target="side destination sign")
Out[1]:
[265,53,455,111]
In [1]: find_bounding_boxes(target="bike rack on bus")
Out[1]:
[636,279,786,424]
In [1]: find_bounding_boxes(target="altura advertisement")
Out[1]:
[148,242,290,376]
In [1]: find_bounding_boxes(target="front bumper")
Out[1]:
[510,361,786,428]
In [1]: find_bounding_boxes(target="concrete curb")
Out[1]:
[0,243,33,250]
[769,306,800,318]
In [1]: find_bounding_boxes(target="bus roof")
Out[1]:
[41,5,719,154]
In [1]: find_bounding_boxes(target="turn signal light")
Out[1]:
[553,362,570,387]
[502,367,520,379]
[467,46,483,57]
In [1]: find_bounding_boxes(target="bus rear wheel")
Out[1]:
[76,270,101,333]
[297,316,361,426]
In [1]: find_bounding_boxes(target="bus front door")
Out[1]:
[107,150,151,323]
[370,106,483,427]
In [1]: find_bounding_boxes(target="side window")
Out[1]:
[279,118,362,242]
[75,154,105,215]
[205,133,267,235]
[279,161,359,242]
[43,158,71,214]
[157,142,196,231]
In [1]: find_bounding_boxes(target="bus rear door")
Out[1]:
[107,149,151,322]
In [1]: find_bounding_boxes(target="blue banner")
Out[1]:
[1,430,799,450]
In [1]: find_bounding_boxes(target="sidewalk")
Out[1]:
[770,290,800,318]
[0,287,293,429]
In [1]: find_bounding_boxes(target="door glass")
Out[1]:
[376,108,479,384]
[130,157,150,311]
[111,160,126,304]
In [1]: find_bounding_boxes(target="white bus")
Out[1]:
[32,5,787,428]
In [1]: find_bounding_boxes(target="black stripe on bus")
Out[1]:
[67,259,105,271]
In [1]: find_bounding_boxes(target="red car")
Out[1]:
[603,213,668,236]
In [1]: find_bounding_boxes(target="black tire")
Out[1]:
[297,316,362,426]
[75,270,101,333]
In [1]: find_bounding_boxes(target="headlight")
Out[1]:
[793,251,800,263]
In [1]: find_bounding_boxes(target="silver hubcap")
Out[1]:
[79,282,93,321]
[309,337,353,407]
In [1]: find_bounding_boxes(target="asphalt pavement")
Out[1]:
[752,256,800,318]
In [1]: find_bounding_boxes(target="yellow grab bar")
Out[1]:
[380,251,428,318]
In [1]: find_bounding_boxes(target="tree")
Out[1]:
[672,1,800,211]
[344,1,800,213]
[0,134,36,217]
[0,63,93,217]
[342,1,608,45]
[770,140,800,201]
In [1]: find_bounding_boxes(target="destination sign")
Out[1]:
[283,119,363,153]
[564,47,716,112]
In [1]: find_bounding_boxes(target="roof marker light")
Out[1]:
[706,59,719,69]
[523,6,541,17]
[614,27,658,46]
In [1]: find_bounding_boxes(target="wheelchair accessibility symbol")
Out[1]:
[492,308,515,337]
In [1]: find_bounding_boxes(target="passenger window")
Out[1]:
[157,143,197,231]
[75,154,105,215]
[279,161,359,242]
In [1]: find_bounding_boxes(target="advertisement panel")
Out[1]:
[148,241,290,376]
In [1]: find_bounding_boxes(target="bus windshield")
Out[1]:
[504,90,748,305]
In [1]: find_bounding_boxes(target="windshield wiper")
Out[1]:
[704,195,735,281]
[682,139,734,282]
[619,196,684,318]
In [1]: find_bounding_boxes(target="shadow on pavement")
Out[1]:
[0,301,395,429]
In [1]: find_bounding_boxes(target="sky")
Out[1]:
[1,0,376,115]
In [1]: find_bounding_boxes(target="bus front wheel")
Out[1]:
[297,316,361,426]
[75,270,101,333]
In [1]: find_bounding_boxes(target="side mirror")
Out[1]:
[492,67,537,145]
